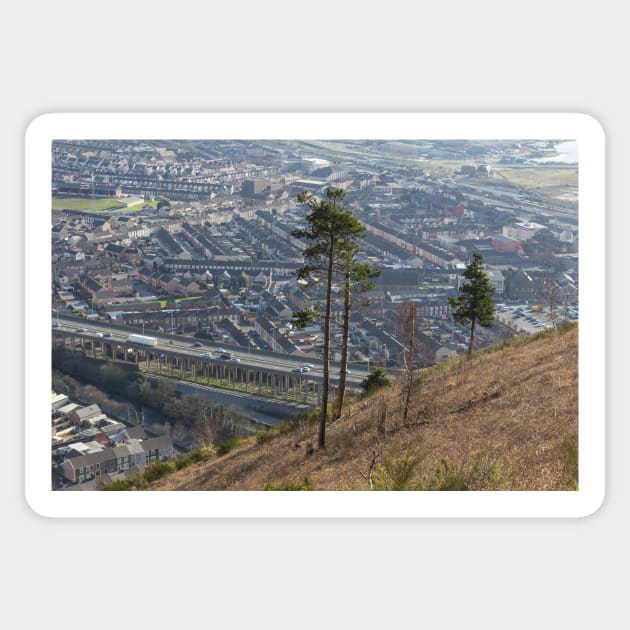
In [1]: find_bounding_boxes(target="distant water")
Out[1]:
[534,141,578,164]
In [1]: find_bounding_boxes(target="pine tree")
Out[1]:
[449,252,495,357]
[333,250,380,421]
[291,188,366,448]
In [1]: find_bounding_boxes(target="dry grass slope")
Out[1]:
[148,324,578,491]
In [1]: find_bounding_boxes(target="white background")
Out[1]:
[3,1,625,628]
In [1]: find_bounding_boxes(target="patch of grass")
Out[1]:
[142,461,176,483]
[255,430,274,444]
[216,437,248,456]
[122,200,158,213]
[174,447,216,470]
[561,433,579,490]
[495,166,578,190]
[52,196,126,212]
[372,447,511,491]
[264,477,314,491]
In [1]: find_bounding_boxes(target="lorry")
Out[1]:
[125,334,158,346]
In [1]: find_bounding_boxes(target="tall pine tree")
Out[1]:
[291,188,366,448]
[449,252,495,357]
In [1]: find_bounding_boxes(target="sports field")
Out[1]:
[52,197,159,214]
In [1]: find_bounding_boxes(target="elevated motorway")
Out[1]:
[52,315,369,406]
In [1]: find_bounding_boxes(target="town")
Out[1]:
[51,138,579,489]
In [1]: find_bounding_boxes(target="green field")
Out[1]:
[52,196,160,214]
[494,166,578,190]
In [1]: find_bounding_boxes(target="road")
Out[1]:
[53,314,369,386]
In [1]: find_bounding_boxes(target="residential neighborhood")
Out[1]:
[51,138,579,489]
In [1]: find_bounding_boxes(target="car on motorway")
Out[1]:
[216,348,227,354]
[301,363,314,369]
[202,352,213,358]
[52,322,62,327]
[76,327,87,332]
[231,357,241,363]
[292,366,307,373]
[191,341,204,348]
[103,331,112,337]
[220,352,232,360]
[94,332,104,338]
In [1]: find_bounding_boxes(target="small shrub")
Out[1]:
[256,430,273,444]
[423,454,510,491]
[373,448,424,490]
[373,449,510,491]
[101,479,135,491]
[143,461,176,483]
[361,367,391,396]
[175,454,192,470]
[264,477,314,491]
[216,437,243,456]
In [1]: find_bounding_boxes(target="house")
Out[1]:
[260,291,293,320]
[51,392,69,410]
[68,404,104,426]
[181,279,201,295]
[61,435,175,484]
[503,269,537,302]
[484,268,505,295]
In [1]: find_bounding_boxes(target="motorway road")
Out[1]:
[53,315,369,386]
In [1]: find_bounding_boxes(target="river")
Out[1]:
[534,140,578,164]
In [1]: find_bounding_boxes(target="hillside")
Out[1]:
[146,324,578,491]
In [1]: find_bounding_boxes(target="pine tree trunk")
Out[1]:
[334,266,352,420]
[319,238,335,449]
[403,302,415,421]
[468,316,476,357]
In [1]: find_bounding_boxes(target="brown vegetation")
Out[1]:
[147,324,578,491]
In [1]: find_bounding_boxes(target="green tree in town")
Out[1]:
[291,187,366,448]
[448,252,495,357]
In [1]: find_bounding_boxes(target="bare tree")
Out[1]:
[191,404,220,448]
[539,280,561,330]
[396,301,416,422]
